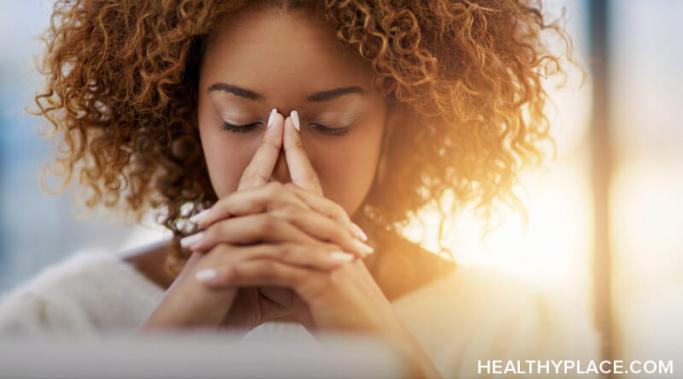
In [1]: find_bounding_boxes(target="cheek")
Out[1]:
[307,124,384,217]
[197,114,261,198]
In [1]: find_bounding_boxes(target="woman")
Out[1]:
[0,0,598,377]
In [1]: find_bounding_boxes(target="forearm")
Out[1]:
[142,287,236,330]
[141,252,236,330]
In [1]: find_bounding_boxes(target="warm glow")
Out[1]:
[402,60,594,299]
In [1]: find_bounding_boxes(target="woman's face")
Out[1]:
[197,7,390,218]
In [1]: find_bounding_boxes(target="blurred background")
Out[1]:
[0,0,681,377]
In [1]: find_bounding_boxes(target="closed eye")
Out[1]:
[309,123,351,136]
[221,122,263,133]
[221,121,351,136]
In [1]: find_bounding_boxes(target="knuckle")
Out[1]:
[213,243,231,256]
[298,245,318,264]
[210,198,226,214]
[271,191,293,209]
[260,260,278,276]
[321,242,342,253]
[202,226,217,243]
[309,246,330,263]
[241,171,270,186]
[230,265,244,279]
[331,203,349,220]
[329,228,346,243]
[278,204,302,219]
[202,221,229,244]
[265,181,283,194]
[277,245,295,259]
[284,182,299,192]
[257,214,281,234]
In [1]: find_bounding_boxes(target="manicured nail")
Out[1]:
[195,268,217,283]
[350,223,368,242]
[351,239,374,255]
[290,110,300,132]
[180,231,205,248]
[267,108,278,129]
[189,209,210,225]
[329,251,355,262]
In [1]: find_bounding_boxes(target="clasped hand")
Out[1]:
[179,109,402,335]
[144,109,442,378]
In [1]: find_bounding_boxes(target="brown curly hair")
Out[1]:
[34,0,572,277]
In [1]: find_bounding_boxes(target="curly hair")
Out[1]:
[34,0,572,277]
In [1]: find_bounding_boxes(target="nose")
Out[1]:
[271,148,291,184]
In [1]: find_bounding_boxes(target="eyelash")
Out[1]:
[221,122,350,136]
[221,122,261,134]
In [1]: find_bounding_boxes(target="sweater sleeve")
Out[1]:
[0,291,98,337]
[0,249,165,337]
[391,266,601,379]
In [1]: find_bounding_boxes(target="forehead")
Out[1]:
[200,7,375,104]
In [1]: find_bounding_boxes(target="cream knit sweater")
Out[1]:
[0,250,600,378]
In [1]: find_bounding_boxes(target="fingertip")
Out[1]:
[263,111,284,149]
[350,239,375,256]
[350,222,369,242]
[267,108,278,129]
[329,251,355,263]
[266,110,284,134]
[189,209,210,226]
[180,231,205,249]
[290,110,300,132]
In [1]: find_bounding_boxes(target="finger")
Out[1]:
[284,111,323,195]
[190,182,310,229]
[207,243,356,271]
[195,259,319,291]
[186,205,373,257]
[284,183,368,242]
[181,212,323,252]
[269,205,374,257]
[237,108,284,191]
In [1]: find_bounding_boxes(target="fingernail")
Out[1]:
[195,268,217,283]
[350,223,368,242]
[351,239,375,255]
[329,251,355,262]
[189,209,210,225]
[290,110,300,132]
[180,231,205,248]
[267,108,278,129]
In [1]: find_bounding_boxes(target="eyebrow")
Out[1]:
[208,83,366,102]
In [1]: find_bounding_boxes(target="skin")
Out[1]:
[143,111,441,377]
[137,7,444,378]
[197,7,392,216]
